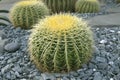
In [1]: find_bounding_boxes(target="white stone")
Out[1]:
[93,69,96,71]
[117,31,120,34]
[108,61,114,65]
[100,40,107,44]
[109,30,115,33]
[110,78,114,80]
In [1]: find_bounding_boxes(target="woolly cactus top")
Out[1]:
[14,1,40,6]
[34,14,87,32]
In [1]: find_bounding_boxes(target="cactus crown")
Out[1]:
[16,1,35,6]
[39,14,80,32]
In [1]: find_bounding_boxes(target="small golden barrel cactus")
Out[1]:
[42,0,77,13]
[75,0,100,13]
[9,1,49,29]
[29,14,94,73]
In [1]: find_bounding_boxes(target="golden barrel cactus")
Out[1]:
[29,14,94,73]
[75,0,100,13]
[9,1,49,29]
[42,0,77,13]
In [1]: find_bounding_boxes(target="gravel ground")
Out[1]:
[0,25,120,80]
[0,0,120,80]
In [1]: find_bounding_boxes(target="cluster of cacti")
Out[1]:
[28,14,94,73]
[42,0,77,13]
[75,0,100,13]
[9,1,49,29]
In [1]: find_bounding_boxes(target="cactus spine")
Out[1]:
[42,0,77,13]
[75,0,100,13]
[29,14,94,73]
[9,1,49,29]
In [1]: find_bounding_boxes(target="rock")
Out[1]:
[85,69,94,76]
[6,72,11,79]
[33,76,43,80]
[100,40,107,44]
[1,64,13,74]
[20,79,27,80]
[96,57,106,63]
[93,46,100,54]
[4,41,20,52]
[7,57,18,63]
[97,63,108,70]
[0,38,7,53]
[54,73,61,78]
[62,76,69,80]
[88,63,97,69]
[117,31,120,34]
[41,73,56,80]
[93,72,102,80]
[0,30,6,39]
[70,71,78,77]
[12,64,22,73]
[14,71,21,78]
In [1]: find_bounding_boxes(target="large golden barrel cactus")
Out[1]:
[29,14,94,73]
[9,1,49,29]
[42,0,77,13]
[75,0,100,13]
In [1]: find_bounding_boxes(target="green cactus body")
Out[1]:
[42,0,77,13]
[75,0,100,13]
[9,1,49,29]
[29,14,94,73]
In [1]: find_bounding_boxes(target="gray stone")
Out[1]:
[88,63,97,69]
[93,72,102,80]
[0,38,7,53]
[0,30,6,39]
[70,71,78,77]
[33,76,43,80]
[7,57,18,63]
[85,69,93,76]
[4,41,20,52]
[97,63,108,70]
[41,73,56,80]
[96,57,106,63]
[12,65,22,73]
[54,73,61,78]
[62,76,69,80]
[6,72,11,79]
[15,71,21,78]
[93,46,100,54]
[1,64,13,74]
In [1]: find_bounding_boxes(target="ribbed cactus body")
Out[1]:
[42,0,77,13]
[9,1,49,29]
[29,14,94,73]
[75,0,100,13]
